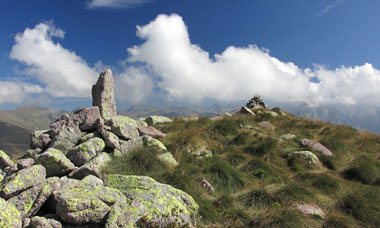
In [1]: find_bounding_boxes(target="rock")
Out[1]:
[30,216,62,228]
[0,150,15,169]
[198,178,215,193]
[105,175,199,228]
[157,152,178,168]
[295,202,325,219]
[26,148,43,158]
[17,158,35,170]
[92,69,117,120]
[289,151,320,165]
[0,165,46,199]
[246,95,268,109]
[69,152,112,180]
[67,137,105,167]
[79,131,101,143]
[265,111,278,118]
[49,126,81,153]
[136,118,148,127]
[53,176,124,225]
[280,134,296,140]
[137,126,166,139]
[36,148,76,177]
[30,130,51,150]
[258,121,275,130]
[110,116,139,140]
[145,115,172,126]
[75,107,103,131]
[143,136,167,151]
[300,139,333,157]
[114,137,144,157]
[99,129,120,149]
[8,185,43,218]
[237,106,256,116]
[0,197,22,228]
[188,147,213,159]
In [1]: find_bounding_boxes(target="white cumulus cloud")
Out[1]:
[86,0,152,9]
[10,22,99,98]
[0,81,43,104]
[126,14,380,106]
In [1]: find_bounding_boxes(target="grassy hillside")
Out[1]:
[0,121,30,159]
[102,108,380,228]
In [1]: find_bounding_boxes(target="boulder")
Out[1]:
[75,107,103,131]
[30,130,51,150]
[105,175,199,228]
[295,202,325,219]
[92,69,117,120]
[67,137,105,167]
[114,137,144,157]
[30,216,62,228]
[36,148,76,177]
[157,152,178,168]
[110,116,139,140]
[198,178,215,193]
[300,139,333,157]
[143,136,167,151]
[136,118,148,127]
[137,126,166,139]
[0,197,22,228]
[237,106,256,116]
[289,151,320,165]
[264,111,278,118]
[188,147,213,159]
[280,134,296,140]
[100,129,120,149]
[145,116,172,126]
[53,176,125,225]
[0,165,46,199]
[0,149,15,169]
[79,131,101,143]
[26,148,43,158]
[258,121,275,130]
[69,152,112,180]
[49,126,81,153]
[17,158,35,170]
[8,185,43,218]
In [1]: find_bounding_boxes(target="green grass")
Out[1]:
[101,108,380,227]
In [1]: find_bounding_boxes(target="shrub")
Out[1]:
[342,155,380,185]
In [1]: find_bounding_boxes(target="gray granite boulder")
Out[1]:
[36,148,76,177]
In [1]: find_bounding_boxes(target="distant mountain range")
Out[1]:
[0,103,379,158]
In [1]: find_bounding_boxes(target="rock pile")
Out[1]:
[0,69,198,228]
[246,95,267,110]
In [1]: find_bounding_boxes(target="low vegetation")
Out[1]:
[103,110,380,227]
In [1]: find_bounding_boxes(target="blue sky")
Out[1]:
[1,0,380,110]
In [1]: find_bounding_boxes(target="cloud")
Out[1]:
[86,0,152,9]
[126,14,380,106]
[317,0,346,16]
[0,81,42,104]
[10,21,99,98]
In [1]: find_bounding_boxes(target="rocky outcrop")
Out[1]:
[0,69,193,227]
[92,69,117,120]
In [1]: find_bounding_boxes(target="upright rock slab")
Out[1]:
[92,69,117,120]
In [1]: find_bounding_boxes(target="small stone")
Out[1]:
[280,134,296,140]
[157,152,178,168]
[198,178,215,193]
[0,150,15,170]
[265,111,278,118]
[289,151,320,165]
[92,69,117,120]
[258,121,275,130]
[295,202,325,219]
[17,158,35,170]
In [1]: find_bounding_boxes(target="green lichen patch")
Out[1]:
[36,148,75,177]
[0,197,22,228]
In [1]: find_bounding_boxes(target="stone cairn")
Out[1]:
[246,95,268,109]
[0,69,198,228]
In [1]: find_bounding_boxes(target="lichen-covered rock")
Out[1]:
[92,69,117,120]
[280,134,296,140]
[36,148,76,177]
[8,185,43,218]
[110,116,139,140]
[69,152,112,180]
[143,136,167,151]
[30,216,62,228]
[0,197,22,228]
[145,116,172,126]
[30,130,51,150]
[289,151,320,165]
[100,129,120,149]
[0,149,14,169]
[136,118,148,127]
[157,152,178,168]
[17,158,35,170]
[0,165,46,199]
[187,147,213,159]
[79,131,101,143]
[75,106,103,131]
[49,126,81,153]
[264,111,278,118]
[237,106,256,116]
[295,202,325,219]
[67,137,105,167]
[114,137,144,157]
[105,175,198,228]
[137,126,166,139]
[300,139,334,157]
[258,121,275,130]
[53,176,125,225]
[26,148,42,158]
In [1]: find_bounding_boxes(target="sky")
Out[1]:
[1,0,380,110]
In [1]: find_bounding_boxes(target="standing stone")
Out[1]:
[92,69,117,120]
